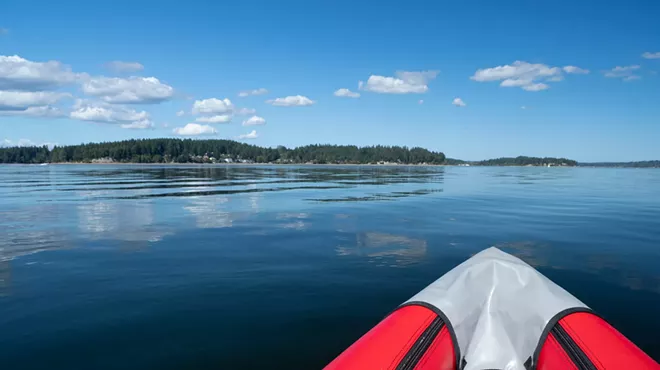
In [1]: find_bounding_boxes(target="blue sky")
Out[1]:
[1,0,659,162]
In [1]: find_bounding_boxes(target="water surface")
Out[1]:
[1,164,659,369]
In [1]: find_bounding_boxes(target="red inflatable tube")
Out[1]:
[324,304,456,370]
[537,312,660,370]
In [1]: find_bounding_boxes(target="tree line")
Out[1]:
[0,139,447,164]
[474,156,578,167]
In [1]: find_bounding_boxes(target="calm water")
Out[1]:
[1,164,659,369]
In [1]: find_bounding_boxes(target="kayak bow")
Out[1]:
[325,247,659,370]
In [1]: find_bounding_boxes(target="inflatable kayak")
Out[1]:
[325,247,659,370]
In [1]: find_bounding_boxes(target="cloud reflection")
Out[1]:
[337,232,427,267]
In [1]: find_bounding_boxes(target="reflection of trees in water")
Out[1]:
[336,232,427,267]
[494,241,660,295]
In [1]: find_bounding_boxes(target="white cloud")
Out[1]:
[176,110,185,117]
[1,138,58,149]
[334,88,360,98]
[173,123,217,136]
[359,70,438,94]
[236,107,256,115]
[104,61,144,73]
[238,88,268,97]
[120,120,154,129]
[0,105,65,118]
[452,97,466,107]
[471,61,585,91]
[237,130,258,139]
[0,55,83,91]
[522,83,549,91]
[266,95,315,106]
[563,66,590,74]
[642,52,660,59]
[603,65,641,81]
[192,98,234,114]
[69,99,153,129]
[82,76,174,104]
[242,115,266,126]
[195,114,232,123]
[0,91,69,110]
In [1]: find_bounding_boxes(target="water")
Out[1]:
[1,164,659,369]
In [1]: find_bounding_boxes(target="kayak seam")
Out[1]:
[389,312,436,370]
[395,317,444,370]
[416,328,448,370]
[532,307,596,369]
[552,324,598,370]
[562,320,604,370]
[398,301,461,370]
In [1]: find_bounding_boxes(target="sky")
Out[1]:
[0,0,659,162]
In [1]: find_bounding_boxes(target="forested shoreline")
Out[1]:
[0,139,447,165]
[3,138,653,167]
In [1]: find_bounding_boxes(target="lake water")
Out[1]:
[1,164,659,369]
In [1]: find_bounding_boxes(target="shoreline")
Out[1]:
[1,162,589,168]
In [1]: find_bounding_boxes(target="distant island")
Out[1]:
[0,139,447,165]
[0,139,656,167]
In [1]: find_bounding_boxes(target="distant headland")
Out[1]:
[0,138,657,167]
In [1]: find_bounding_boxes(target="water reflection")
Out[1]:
[276,213,310,230]
[77,190,170,245]
[3,165,444,203]
[184,196,234,229]
[336,232,427,267]
[495,241,660,295]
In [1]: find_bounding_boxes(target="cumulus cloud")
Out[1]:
[81,76,174,104]
[266,95,315,106]
[471,61,586,91]
[237,130,258,139]
[192,98,234,114]
[0,55,83,91]
[603,65,642,81]
[334,88,360,98]
[242,115,266,126]
[452,98,466,107]
[173,123,217,136]
[0,91,70,110]
[642,52,660,59]
[69,99,153,129]
[195,114,232,123]
[359,70,438,94]
[238,88,268,97]
[236,107,256,115]
[563,66,590,74]
[104,61,144,73]
[176,110,185,117]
